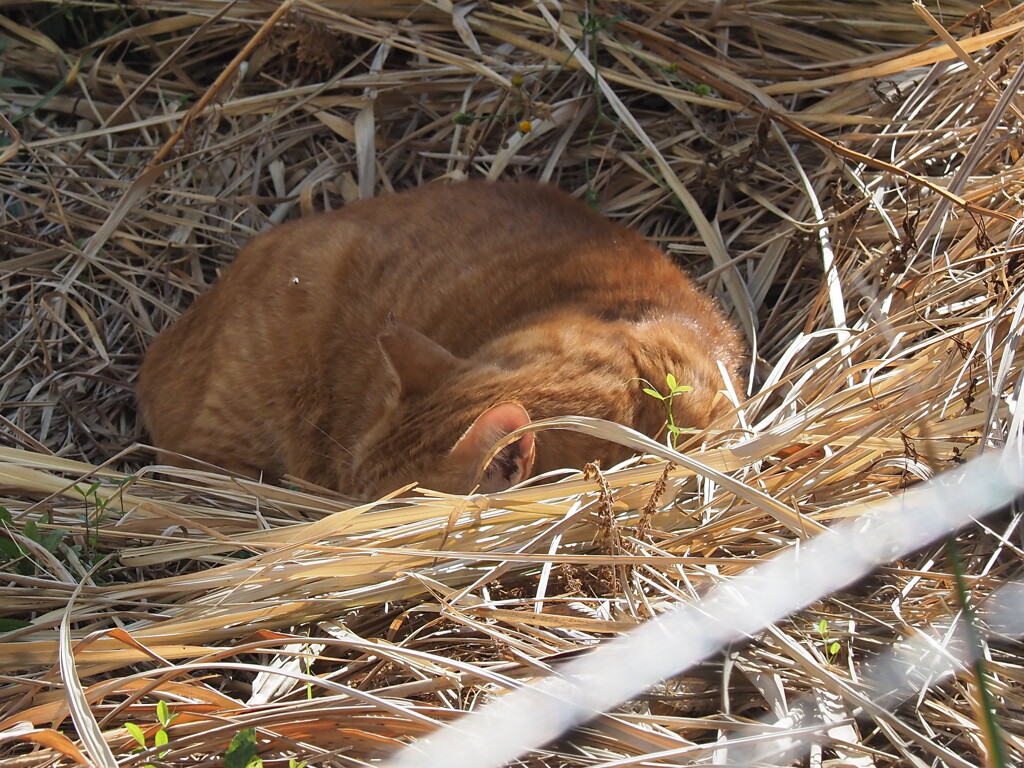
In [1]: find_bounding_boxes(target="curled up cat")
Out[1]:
[137,180,745,499]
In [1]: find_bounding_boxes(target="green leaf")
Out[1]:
[0,76,37,89]
[0,618,33,633]
[829,641,840,655]
[125,722,147,748]
[665,373,677,389]
[40,532,65,553]
[817,619,828,635]
[226,728,260,768]
[156,699,171,725]
[0,537,23,559]
[154,729,168,748]
[23,520,39,542]
[641,387,664,399]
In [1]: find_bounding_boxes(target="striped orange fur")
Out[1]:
[138,181,744,498]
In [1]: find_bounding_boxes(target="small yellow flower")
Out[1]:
[518,120,532,133]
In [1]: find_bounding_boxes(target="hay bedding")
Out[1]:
[0,0,1022,765]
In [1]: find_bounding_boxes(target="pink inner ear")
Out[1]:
[480,402,531,441]
[451,402,535,492]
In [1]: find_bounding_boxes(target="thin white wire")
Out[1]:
[722,575,1024,766]
[385,450,1024,768]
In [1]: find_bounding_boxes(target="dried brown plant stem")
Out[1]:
[148,0,296,167]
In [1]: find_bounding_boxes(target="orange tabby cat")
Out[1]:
[138,180,744,498]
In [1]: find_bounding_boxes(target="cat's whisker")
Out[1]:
[299,415,355,459]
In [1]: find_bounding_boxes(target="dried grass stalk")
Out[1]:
[0,1,1022,766]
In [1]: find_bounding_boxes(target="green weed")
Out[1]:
[69,475,134,566]
[814,618,841,664]
[126,699,175,766]
[0,506,66,576]
[637,373,693,450]
[225,727,307,768]
[946,536,1007,766]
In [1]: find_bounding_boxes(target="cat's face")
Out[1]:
[346,321,535,498]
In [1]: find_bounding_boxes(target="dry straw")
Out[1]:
[0,1,1022,767]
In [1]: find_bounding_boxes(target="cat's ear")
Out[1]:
[450,402,535,493]
[378,318,459,397]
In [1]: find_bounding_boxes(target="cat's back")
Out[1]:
[205,180,698,351]
[226,180,657,288]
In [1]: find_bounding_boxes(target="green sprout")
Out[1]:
[815,619,841,664]
[126,699,176,766]
[638,373,693,450]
